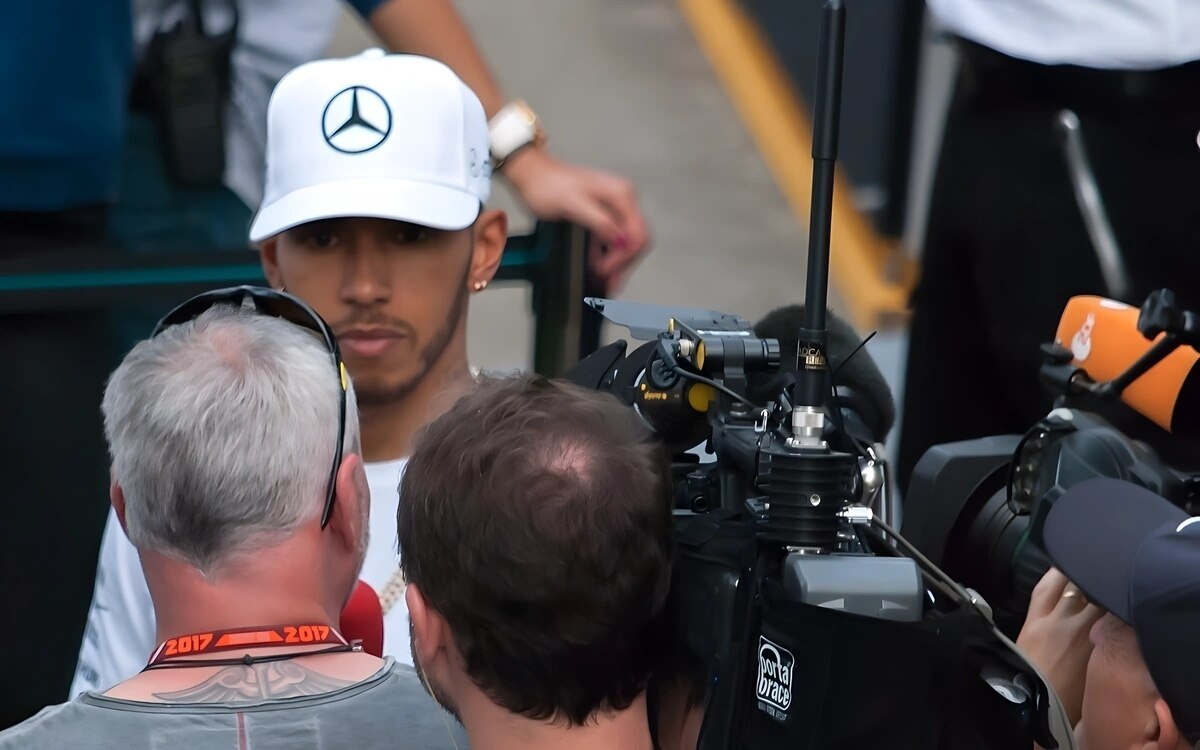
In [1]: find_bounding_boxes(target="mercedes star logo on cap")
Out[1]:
[322,86,392,154]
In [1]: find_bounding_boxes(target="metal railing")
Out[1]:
[0,220,597,375]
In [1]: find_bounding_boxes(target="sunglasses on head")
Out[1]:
[152,285,348,529]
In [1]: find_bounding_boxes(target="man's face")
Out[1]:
[263,217,472,405]
[1075,613,1158,750]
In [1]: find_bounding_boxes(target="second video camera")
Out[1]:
[905,289,1200,636]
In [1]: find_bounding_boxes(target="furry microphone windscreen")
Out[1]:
[750,305,896,442]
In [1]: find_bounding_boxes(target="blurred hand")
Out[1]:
[1016,567,1105,727]
[502,147,650,293]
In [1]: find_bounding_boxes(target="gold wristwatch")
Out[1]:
[488,99,547,170]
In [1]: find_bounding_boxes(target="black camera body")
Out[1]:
[568,298,1057,750]
[905,409,1197,635]
[570,5,1060,746]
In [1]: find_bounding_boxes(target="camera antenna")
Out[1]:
[758,0,858,551]
[791,0,845,446]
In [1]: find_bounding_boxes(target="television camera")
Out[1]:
[904,289,1200,637]
[566,3,1062,747]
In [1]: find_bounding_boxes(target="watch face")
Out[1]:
[512,100,538,126]
[489,101,547,164]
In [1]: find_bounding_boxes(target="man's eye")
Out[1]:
[283,224,339,248]
[308,232,336,248]
[294,229,338,247]
[397,226,431,244]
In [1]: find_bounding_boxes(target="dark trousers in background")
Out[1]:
[897,43,1200,493]
[0,210,118,729]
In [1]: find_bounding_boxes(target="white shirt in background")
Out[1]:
[926,0,1200,70]
[69,458,412,697]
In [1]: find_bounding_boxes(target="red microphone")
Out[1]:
[1055,295,1200,435]
[340,580,384,657]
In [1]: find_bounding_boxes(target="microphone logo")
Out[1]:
[799,345,826,370]
[756,635,795,722]
[1071,312,1096,362]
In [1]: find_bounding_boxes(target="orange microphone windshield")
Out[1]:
[1055,296,1200,433]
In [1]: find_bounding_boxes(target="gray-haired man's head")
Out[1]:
[102,304,362,576]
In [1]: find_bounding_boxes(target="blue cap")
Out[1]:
[1043,478,1200,741]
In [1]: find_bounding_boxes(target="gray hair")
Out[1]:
[102,304,360,574]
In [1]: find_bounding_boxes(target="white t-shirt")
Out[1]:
[926,0,1200,70]
[69,458,411,696]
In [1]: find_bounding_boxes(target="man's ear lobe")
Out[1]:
[111,482,129,535]
[259,236,284,289]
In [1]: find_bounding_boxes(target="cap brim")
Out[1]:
[248,177,481,242]
[1044,478,1188,622]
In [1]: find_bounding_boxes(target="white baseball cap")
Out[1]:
[249,50,492,242]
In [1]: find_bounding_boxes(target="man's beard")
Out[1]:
[355,261,471,408]
[410,621,462,721]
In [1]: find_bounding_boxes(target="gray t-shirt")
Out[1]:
[0,659,466,750]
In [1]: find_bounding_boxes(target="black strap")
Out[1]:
[142,642,359,672]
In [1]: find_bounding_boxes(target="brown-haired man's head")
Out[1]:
[397,373,671,737]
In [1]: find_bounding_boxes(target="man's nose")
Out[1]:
[340,244,391,305]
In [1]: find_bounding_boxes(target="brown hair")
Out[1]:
[398,373,672,725]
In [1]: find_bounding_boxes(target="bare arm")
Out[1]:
[363,0,651,292]
[366,0,505,117]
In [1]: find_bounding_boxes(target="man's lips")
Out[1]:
[337,328,406,357]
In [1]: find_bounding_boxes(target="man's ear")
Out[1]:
[110,481,129,536]
[259,236,284,289]
[406,583,448,667]
[469,208,507,289]
[326,452,367,551]
[1145,698,1184,750]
